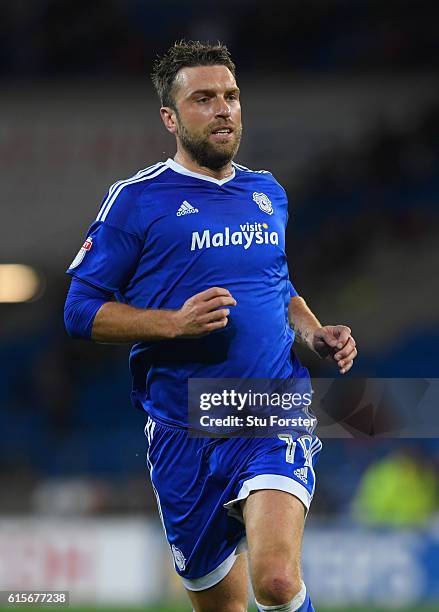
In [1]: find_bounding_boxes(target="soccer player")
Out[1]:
[64,41,357,612]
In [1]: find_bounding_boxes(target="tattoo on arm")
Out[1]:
[291,323,311,345]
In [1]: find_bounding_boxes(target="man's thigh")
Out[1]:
[146,420,246,585]
[186,552,248,612]
[243,490,306,603]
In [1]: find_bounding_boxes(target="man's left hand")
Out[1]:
[311,325,357,374]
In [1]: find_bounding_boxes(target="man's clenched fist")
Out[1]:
[172,287,237,338]
[311,325,357,374]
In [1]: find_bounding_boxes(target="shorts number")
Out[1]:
[278,434,296,464]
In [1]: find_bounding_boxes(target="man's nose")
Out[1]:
[214,97,231,117]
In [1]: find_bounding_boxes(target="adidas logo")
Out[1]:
[177,200,199,216]
[293,467,308,484]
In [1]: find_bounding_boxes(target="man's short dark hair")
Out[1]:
[151,40,236,108]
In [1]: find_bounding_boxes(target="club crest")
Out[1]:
[252,192,273,215]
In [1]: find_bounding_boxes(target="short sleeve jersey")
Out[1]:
[66,158,304,427]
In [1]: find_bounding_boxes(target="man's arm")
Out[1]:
[288,295,357,374]
[92,286,237,342]
[64,278,237,343]
[91,302,178,342]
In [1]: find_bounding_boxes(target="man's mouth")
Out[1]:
[211,127,234,135]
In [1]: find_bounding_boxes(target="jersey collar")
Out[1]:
[166,158,236,186]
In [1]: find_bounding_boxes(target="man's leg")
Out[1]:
[243,490,314,611]
[185,552,248,612]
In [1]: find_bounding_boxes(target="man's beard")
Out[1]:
[176,115,242,171]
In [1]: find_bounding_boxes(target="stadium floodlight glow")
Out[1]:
[0,264,42,303]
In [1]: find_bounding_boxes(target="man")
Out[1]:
[64,41,357,612]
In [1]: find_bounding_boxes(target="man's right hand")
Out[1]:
[172,287,237,338]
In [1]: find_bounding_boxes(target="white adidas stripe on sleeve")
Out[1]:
[106,162,163,200]
[97,163,168,222]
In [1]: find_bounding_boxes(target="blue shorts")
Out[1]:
[144,417,322,591]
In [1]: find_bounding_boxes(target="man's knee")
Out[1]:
[254,569,302,606]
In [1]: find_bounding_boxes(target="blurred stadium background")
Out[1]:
[1,0,439,610]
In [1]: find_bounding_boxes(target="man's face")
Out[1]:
[166,65,242,170]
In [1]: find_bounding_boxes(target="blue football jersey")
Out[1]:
[67,158,307,427]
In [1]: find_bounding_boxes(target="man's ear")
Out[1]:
[160,107,178,134]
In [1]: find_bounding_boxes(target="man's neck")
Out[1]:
[174,150,234,181]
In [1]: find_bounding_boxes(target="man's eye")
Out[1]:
[227,94,237,101]
[197,97,209,103]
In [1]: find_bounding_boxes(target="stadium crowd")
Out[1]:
[1,0,439,78]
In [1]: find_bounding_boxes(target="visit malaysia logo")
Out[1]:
[191,221,279,251]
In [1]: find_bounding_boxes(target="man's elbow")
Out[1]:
[289,295,306,308]
[64,278,109,340]
[64,299,94,340]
